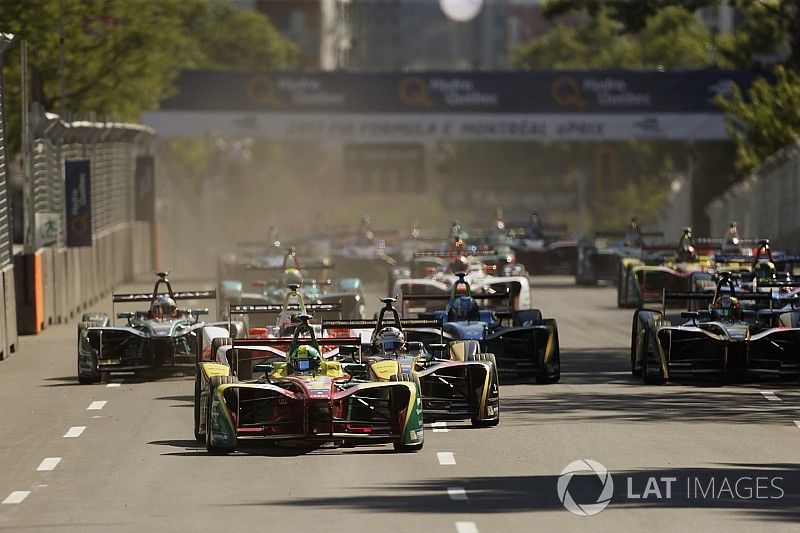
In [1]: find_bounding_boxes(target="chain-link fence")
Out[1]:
[30,108,155,247]
[706,141,800,248]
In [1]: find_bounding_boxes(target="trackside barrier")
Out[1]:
[707,141,800,248]
[13,221,154,336]
[3,265,16,358]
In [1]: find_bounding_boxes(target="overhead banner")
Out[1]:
[134,155,155,221]
[64,160,92,247]
[142,69,762,141]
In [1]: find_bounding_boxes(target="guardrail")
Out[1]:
[706,141,800,249]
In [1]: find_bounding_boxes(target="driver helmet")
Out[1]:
[292,344,321,373]
[374,327,405,353]
[494,208,505,230]
[151,296,177,319]
[268,226,281,248]
[625,217,643,247]
[449,255,469,273]
[753,260,777,282]
[725,222,740,245]
[283,267,303,287]
[452,295,477,321]
[677,227,697,262]
[711,296,741,322]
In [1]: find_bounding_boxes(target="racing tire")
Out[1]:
[534,320,560,384]
[471,353,500,427]
[77,329,101,385]
[631,314,643,376]
[205,375,239,454]
[642,351,665,385]
[513,309,542,327]
[394,372,422,394]
[393,439,424,453]
[208,337,233,363]
[193,368,203,442]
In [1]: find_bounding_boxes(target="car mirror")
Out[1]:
[427,343,448,359]
[116,312,135,321]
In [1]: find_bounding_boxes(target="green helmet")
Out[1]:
[292,344,321,373]
[283,268,303,287]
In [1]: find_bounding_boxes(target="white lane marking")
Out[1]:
[432,422,449,433]
[455,522,478,533]
[36,458,61,471]
[794,421,800,429]
[87,401,107,410]
[106,383,121,388]
[447,487,468,501]
[437,452,456,465]
[63,426,86,438]
[761,391,782,402]
[2,491,31,504]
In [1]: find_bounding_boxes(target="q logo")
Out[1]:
[246,75,282,108]
[551,76,586,108]
[557,459,614,516]
[70,212,90,236]
[398,76,436,108]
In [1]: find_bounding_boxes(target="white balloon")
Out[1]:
[439,0,484,22]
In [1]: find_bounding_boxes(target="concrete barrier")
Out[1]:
[9,221,153,340]
[2,265,15,358]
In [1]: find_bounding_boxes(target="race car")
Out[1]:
[509,211,579,275]
[220,248,365,319]
[195,315,424,454]
[575,218,668,286]
[321,297,500,427]
[401,273,560,382]
[389,250,531,311]
[630,273,800,383]
[77,272,234,383]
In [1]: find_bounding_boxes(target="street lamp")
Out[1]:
[439,0,483,22]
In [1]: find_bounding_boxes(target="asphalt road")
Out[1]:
[0,276,797,532]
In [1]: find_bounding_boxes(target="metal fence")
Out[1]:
[0,34,14,267]
[706,141,800,248]
[29,109,155,246]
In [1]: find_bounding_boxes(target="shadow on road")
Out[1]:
[246,463,799,521]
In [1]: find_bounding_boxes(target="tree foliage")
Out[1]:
[543,0,800,70]
[514,6,722,69]
[0,0,298,150]
[716,66,800,172]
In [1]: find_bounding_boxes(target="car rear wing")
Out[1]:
[662,289,778,314]
[229,303,342,315]
[402,292,509,301]
[244,262,333,271]
[112,290,216,303]
[412,250,497,258]
[321,318,442,331]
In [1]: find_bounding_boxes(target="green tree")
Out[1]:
[513,10,641,69]
[716,66,800,172]
[0,0,297,150]
[543,0,800,70]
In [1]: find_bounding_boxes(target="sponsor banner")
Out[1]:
[159,69,760,115]
[142,110,729,141]
[34,212,60,249]
[134,155,155,221]
[64,160,92,247]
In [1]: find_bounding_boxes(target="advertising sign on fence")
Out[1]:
[64,160,92,247]
[34,212,60,249]
[134,155,155,221]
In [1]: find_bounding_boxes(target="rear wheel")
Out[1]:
[77,331,100,385]
[534,320,560,384]
[513,309,542,327]
[208,337,233,363]
[393,439,424,453]
[205,375,238,454]
[642,351,665,385]
[193,368,203,442]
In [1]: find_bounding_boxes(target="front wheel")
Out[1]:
[393,439,424,453]
[205,375,238,454]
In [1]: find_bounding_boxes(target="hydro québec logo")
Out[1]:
[557,459,614,516]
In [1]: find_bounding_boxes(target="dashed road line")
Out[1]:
[2,491,31,504]
[36,458,61,472]
[87,401,107,410]
[447,487,468,501]
[432,422,449,433]
[437,452,456,465]
[106,383,121,388]
[63,426,86,438]
[761,391,781,402]
[455,521,478,533]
